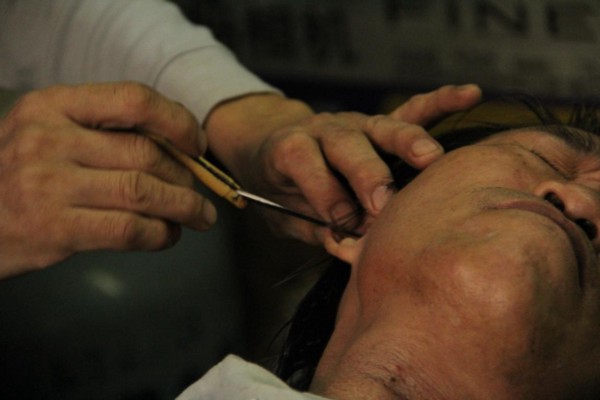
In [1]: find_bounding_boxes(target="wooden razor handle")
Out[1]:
[144,132,247,209]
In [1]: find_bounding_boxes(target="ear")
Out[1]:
[323,233,364,265]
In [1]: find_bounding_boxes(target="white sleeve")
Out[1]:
[0,0,279,123]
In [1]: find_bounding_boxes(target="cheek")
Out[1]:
[353,235,405,316]
[424,217,578,312]
[359,212,582,347]
[409,219,581,355]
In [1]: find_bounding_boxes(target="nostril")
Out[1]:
[544,192,565,212]
[576,219,598,240]
[543,192,597,240]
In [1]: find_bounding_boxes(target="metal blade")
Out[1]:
[236,190,361,237]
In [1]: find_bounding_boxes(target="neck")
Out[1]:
[311,317,453,400]
[312,344,449,400]
[311,318,524,400]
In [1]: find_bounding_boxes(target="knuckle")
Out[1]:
[325,125,351,140]
[175,102,200,132]
[8,165,60,211]
[28,249,70,272]
[320,126,361,150]
[118,82,157,116]
[173,168,194,188]
[273,129,313,156]
[176,190,200,216]
[437,84,454,95]
[355,163,380,181]
[365,114,388,131]
[128,134,161,170]
[11,124,57,160]
[304,112,334,126]
[14,166,44,197]
[117,171,150,208]
[271,130,314,161]
[172,103,204,153]
[6,92,47,123]
[38,235,73,269]
[111,214,144,248]
[28,257,53,272]
[6,85,70,123]
[408,93,428,106]
[319,133,349,154]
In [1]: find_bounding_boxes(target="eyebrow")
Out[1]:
[538,125,600,156]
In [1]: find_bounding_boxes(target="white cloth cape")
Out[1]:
[177,355,330,400]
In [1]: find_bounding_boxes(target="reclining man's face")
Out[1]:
[316,128,600,399]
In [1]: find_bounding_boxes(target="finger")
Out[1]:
[268,132,357,224]
[390,84,482,125]
[62,208,183,252]
[361,115,444,169]
[319,125,395,215]
[67,128,195,187]
[42,82,206,156]
[70,168,217,231]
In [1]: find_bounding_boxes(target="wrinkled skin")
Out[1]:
[0,82,212,278]
[206,84,482,242]
[320,129,600,399]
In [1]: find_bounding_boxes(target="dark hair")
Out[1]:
[275,95,600,390]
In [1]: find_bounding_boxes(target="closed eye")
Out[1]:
[530,150,570,179]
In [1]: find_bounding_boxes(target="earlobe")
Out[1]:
[323,233,364,265]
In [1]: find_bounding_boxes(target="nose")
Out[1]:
[534,182,600,243]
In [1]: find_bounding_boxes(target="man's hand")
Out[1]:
[206,85,482,243]
[0,82,215,278]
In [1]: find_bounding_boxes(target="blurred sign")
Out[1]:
[177,0,600,99]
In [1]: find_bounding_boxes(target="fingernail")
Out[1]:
[457,83,477,91]
[339,237,358,248]
[330,201,355,224]
[202,201,218,226]
[371,185,392,212]
[411,138,442,157]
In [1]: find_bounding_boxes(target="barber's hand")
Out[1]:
[0,82,214,278]
[207,84,482,244]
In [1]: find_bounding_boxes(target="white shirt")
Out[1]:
[177,355,331,400]
[0,0,279,124]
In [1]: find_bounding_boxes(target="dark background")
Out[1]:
[1,0,598,398]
